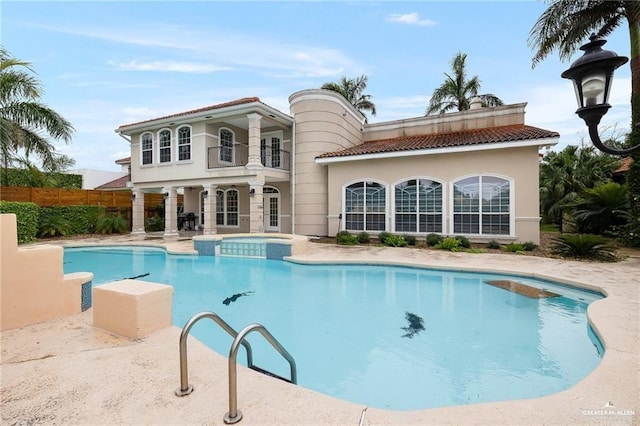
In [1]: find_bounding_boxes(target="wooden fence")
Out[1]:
[0,186,184,231]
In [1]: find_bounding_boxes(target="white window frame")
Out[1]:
[140,132,153,165]
[342,179,388,232]
[158,128,172,163]
[216,188,240,228]
[449,174,514,237]
[392,176,444,234]
[177,125,192,162]
[219,128,235,164]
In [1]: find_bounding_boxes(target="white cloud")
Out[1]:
[112,60,231,74]
[386,12,437,27]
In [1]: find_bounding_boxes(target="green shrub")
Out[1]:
[377,231,391,244]
[96,214,128,235]
[523,241,538,251]
[487,239,501,249]
[416,240,428,249]
[356,231,370,244]
[426,233,443,247]
[336,230,358,245]
[37,215,71,238]
[0,201,39,243]
[384,234,408,247]
[504,242,525,253]
[402,234,416,246]
[145,215,165,232]
[38,206,105,235]
[550,234,616,261]
[435,237,461,251]
[455,235,471,248]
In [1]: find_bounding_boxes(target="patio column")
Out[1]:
[246,113,263,171]
[163,187,179,240]
[248,182,264,233]
[202,184,217,235]
[131,188,146,240]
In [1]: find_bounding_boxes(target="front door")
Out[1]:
[263,193,280,232]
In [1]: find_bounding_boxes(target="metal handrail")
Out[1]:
[175,311,254,397]
[223,324,296,424]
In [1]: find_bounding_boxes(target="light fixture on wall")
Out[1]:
[249,188,255,197]
[561,34,639,155]
[163,192,169,199]
[131,193,136,201]
[202,190,208,198]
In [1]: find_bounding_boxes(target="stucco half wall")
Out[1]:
[325,145,542,244]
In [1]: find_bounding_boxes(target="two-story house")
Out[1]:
[116,89,558,244]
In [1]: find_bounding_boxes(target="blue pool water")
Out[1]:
[64,246,603,411]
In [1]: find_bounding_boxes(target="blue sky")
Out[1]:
[2,1,633,172]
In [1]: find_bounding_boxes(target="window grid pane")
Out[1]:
[159,130,171,163]
[345,182,385,232]
[226,190,238,226]
[216,191,224,225]
[220,130,233,163]
[142,134,153,165]
[178,127,191,161]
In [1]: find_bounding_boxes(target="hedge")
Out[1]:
[0,201,39,243]
[38,205,106,235]
[1,168,82,188]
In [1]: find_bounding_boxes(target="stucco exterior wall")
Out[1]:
[289,89,366,236]
[325,146,541,243]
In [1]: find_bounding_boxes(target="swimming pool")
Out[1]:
[64,246,603,411]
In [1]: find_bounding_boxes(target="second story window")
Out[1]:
[141,133,153,165]
[159,129,171,163]
[219,129,233,163]
[178,126,191,161]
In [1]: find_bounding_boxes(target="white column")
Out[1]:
[246,113,263,170]
[131,188,146,239]
[162,187,180,240]
[248,182,264,233]
[203,184,217,235]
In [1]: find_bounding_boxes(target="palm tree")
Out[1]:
[539,145,617,232]
[571,182,629,235]
[0,46,74,186]
[321,75,377,118]
[528,0,640,245]
[425,52,503,115]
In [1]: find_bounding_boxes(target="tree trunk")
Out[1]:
[625,1,640,246]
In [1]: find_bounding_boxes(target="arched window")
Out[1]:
[219,129,234,163]
[141,133,153,165]
[216,188,239,227]
[394,179,443,233]
[452,175,511,235]
[177,126,191,161]
[344,181,386,231]
[158,129,171,163]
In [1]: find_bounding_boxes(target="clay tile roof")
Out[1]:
[317,124,559,159]
[118,97,261,129]
[95,174,131,190]
[115,157,131,164]
[613,157,633,174]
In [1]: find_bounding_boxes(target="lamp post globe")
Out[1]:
[561,34,640,155]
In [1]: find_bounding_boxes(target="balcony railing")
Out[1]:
[208,144,290,171]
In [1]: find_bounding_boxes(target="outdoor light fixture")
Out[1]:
[561,34,640,155]
[249,188,255,197]
[202,190,208,198]
[131,193,136,201]
[163,192,169,199]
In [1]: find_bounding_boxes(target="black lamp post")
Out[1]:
[561,34,640,155]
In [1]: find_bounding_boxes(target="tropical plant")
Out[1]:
[384,234,408,247]
[435,237,461,252]
[539,145,617,231]
[455,235,471,249]
[486,239,501,249]
[523,241,538,251]
[426,52,503,115]
[426,233,443,247]
[377,231,391,244]
[504,242,525,253]
[356,231,370,244]
[321,75,377,118]
[528,0,640,246]
[336,230,358,245]
[37,215,71,238]
[0,47,74,186]
[550,233,617,261]
[96,214,127,235]
[570,182,629,235]
[402,234,416,246]
[145,215,165,232]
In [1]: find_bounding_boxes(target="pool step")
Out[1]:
[249,365,293,383]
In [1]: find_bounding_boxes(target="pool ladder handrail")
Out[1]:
[175,311,254,397]
[224,323,297,424]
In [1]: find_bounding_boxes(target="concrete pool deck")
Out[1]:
[1,236,638,425]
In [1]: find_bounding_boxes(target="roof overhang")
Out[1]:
[315,137,559,165]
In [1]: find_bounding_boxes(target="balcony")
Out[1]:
[208,144,290,171]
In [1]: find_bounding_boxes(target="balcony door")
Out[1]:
[260,132,282,168]
[263,187,280,232]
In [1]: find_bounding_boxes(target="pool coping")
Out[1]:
[2,238,638,425]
